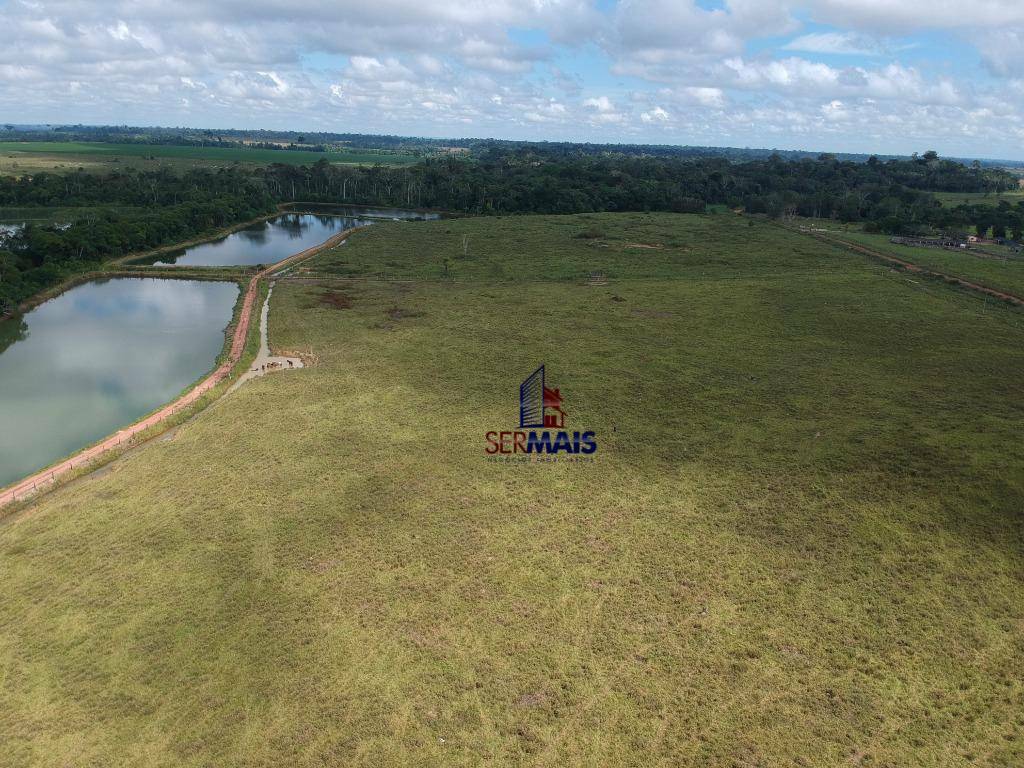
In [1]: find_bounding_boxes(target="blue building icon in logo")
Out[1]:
[519,365,566,429]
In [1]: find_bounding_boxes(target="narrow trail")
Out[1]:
[801,227,1024,307]
[228,284,303,393]
[0,226,357,509]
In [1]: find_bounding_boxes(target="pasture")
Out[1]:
[1,213,1022,766]
[932,189,1024,208]
[0,141,421,175]
[826,230,1024,298]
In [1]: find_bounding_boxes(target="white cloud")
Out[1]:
[641,106,670,122]
[583,95,615,112]
[3,0,1024,158]
[681,86,726,108]
[217,70,297,101]
[607,0,798,80]
[783,31,892,56]
[346,56,414,82]
[976,29,1024,77]
[806,0,1024,31]
[821,99,849,120]
[582,95,625,123]
[720,57,964,107]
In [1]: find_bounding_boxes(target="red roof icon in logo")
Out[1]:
[542,386,565,429]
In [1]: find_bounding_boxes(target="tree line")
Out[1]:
[0,149,1018,313]
[0,168,274,312]
[255,149,1016,226]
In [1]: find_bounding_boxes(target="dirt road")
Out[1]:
[805,229,1024,307]
[228,284,303,393]
[0,226,357,509]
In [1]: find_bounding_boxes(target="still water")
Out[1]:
[142,213,358,267]
[0,277,238,487]
[296,206,441,221]
[137,209,441,267]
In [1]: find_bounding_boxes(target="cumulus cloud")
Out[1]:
[783,31,895,56]
[3,0,1024,157]
[690,87,725,107]
[583,95,615,112]
[582,95,625,123]
[641,106,670,123]
[821,99,849,121]
[345,57,414,82]
[606,0,798,80]
[976,29,1024,77]
[805,0,1024,31]
[719,57,964,108]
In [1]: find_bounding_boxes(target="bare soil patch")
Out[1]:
[317,290,353,309]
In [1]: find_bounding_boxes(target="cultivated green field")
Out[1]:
[1,214,1022,766]
[827,230,1024,297]
[933,189,1024,208]
[0,141,420,175]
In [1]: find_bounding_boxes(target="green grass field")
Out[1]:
[311,212,827,281]
[0,141,420,175]
[826,230,1024,297]
[933,190,1024,208]
[1,213,1022,766]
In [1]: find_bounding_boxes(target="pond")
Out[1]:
[134,209,441,267]
[136,213,354,267]
[294,205,441,221]
[0,277,238,488]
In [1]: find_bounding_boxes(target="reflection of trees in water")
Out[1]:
[273,213,346,241]
[277,214,308,240]
[289,204,441,221]
[238,221,272,246]
[151,250,185,266]
[0,315,28,355]
[252,213,371,244]
[313,214,344,228]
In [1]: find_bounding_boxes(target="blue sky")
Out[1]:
[4,0,1024,159]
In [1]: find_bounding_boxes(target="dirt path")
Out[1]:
[0,226,357,509]
[802,229,1024,307]
[228,284,303,393]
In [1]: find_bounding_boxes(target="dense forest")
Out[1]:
[253,148,1016,213]
[1,148,1020,313]
[0,168,273,311]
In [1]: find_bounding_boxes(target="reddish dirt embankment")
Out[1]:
[0,227,356,509]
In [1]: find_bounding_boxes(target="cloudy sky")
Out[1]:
[4,0,1024,158]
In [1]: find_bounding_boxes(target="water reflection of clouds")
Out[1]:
[150,212,380,266]
[0,278,238,486]
[58,277,236,325]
